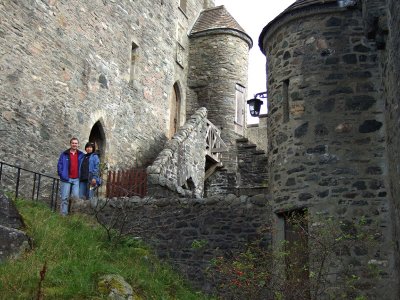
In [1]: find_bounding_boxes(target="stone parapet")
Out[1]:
[147,108,208,198]
[73,193,272,296]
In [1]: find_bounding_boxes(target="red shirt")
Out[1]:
[69,151,79,179]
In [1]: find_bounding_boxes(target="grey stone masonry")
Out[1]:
[236,138,268,195]
[260,1,398,298]
[187,33,250,140]
[246,114,268,153]
[381,0,400,292]
[147,108,208,198]
[73,193,272,296]
[204,138,268,197]
[0,0,211,173]
[187,10,252,195]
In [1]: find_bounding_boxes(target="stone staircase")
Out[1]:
[236,138,268,195]
[204,137,268,197]
[147,108,228,198]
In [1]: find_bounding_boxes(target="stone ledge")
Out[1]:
[147,108,208,198]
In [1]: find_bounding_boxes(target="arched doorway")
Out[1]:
[168,83,181,139]
[89,121,106,159]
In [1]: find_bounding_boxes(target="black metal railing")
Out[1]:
[0,161,60,211]
[0,160,153,214]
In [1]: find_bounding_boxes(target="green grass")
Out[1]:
[0,200,211,300]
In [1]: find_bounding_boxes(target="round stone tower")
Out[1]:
[259,0,397,297]
[187,5,253,196]
[187,5,252,141]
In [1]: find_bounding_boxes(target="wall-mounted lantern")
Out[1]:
[247,92,267,117]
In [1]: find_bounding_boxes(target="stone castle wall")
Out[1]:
[74,194,272,295]
[0,0,209,174]
[382,0,400,290]
[260,4,396,298]
[246,114,268,153]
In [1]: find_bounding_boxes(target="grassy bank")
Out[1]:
[0,200,210,299]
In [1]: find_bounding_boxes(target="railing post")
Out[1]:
[55,180,59,212]
[31,173,37,200]
[123,170,128,197]
[0,160,60,209]
[133,169,138,196]
[106,170,110,198]
[128,169,134,196]
[108,171,112,198]
[116,170,121,197]
[50,178,56,211]
[0,162,3,182]
[36,174,41,201]
[138,170,146,197]
[15,167,21,200]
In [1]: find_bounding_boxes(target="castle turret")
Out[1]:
[187,6,252,140]
[260,0,397,297]
[186,6,254,196]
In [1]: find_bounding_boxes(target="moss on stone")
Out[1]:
[98,274,133,300]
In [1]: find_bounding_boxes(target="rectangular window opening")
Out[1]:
[176,42,184,68]
[129,42,139,84]
[179,0,187,13]
[235,84,245,126]
[283,79,289,123]
[177,23,185,47]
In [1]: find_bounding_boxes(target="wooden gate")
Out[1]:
[106,168,147,198]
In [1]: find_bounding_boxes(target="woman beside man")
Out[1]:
[79,142,101,200]
[57,139,101,215]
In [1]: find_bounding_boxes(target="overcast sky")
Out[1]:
[214,0,296,122]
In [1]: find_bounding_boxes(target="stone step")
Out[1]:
[236,138,249,143]
[241,143,257,149]
[253,150,266,155]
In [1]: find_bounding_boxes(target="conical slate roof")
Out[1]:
[191,5,245,34]
[190,5,252,47]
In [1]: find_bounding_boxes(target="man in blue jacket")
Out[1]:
[57,137,84,215]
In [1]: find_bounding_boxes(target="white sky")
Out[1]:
[214,0,296,123]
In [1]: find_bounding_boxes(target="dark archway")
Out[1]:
[168,82,182,139]
[89,121,106,159]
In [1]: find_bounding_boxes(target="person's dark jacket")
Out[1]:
[57,149,84,182]
[80,153,101,185]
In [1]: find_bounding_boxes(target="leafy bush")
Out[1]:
[210,212,381,300]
